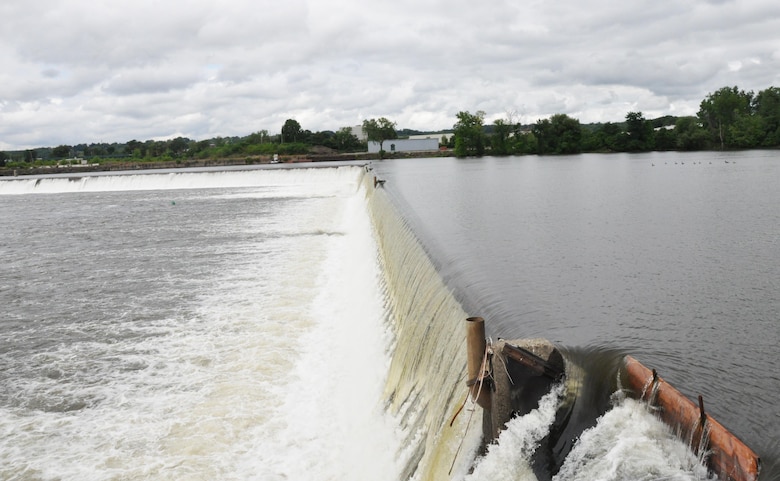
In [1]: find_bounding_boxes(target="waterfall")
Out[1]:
[364,175,483,480]
[0,167,362,195]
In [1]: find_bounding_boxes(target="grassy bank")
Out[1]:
[0,150,454,177]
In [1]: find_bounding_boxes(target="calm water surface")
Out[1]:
[375,150,780,478]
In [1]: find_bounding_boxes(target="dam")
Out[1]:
[0,158,774,480]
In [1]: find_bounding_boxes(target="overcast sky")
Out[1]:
[1,0,779,150]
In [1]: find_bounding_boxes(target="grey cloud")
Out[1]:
[41,68,60,78]
[1,0,779,149]
[102,68,202,96]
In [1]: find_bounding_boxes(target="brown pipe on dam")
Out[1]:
[465,316,491,409]
[623,355,761,481]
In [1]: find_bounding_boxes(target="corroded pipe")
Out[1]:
[465,317,491,409]
[623,356,761,481]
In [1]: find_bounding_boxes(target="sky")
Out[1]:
[1,0,779,150]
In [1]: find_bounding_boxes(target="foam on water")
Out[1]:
[0,166,404,480]
[464,384,565,481]
[237,190,406,481]
[461,387,713,481]
[0,166,362,196]
[553,396,714,481]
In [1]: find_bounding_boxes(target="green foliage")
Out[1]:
[516,131,537,154]
[624,112,654,152]
[243,143,277,156]
[550,114,582,154]
[245,130,269,145]
[281,119,302,143]
[277,142,309,155]
[331,127,364,152]
[698,86,754,149]
[532,114,581,154]
[453,110,485,157]
[728,115,765,148]
[52,145,72,159]
[673,117,709,150]
[491,118,512,155]
[168,137,189,156]
[589,122,622,152]
[363,117,397,158]
[453,84,779,156]
[653,127,676,151]
[7,82,780,173]
[754,87,780,146]
[532,118,552,154]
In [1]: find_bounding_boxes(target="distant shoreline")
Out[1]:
[0,150,454,177]
[4,146,775,178]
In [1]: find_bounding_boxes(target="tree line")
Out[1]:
[3,84,778,168]
[452,85,780,157]
[0,120,368,168]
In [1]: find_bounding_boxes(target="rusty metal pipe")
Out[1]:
[623,356,761,481]
[465,317,491,409]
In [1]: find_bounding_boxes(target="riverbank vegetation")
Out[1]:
[2,85,778,171]
[453,85,780,157]
[0,123,371,170]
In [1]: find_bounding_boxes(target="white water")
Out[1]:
[0,167,358,196]
[466,384,567,481]
[0,165,715,480]
[462,386,713,481]
[0,166,406,480]
[553,396,713,481]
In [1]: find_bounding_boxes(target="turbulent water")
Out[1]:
[0,167,408,480]
[0,157,775,480]
[373,151,779,480]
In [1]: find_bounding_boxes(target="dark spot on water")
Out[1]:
[28,396,89,413]
[121,360,149,371]
[43,368,63,380]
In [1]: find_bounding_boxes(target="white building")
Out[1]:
[367,138,439,153]
[407,132,454,143]
[349,125,367,141]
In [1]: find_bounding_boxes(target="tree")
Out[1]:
[126,139,144,157]
[168,137,190,156]
[549,113,582,154]
[146,140,166,158]
[245,130,269,145]
[281,119,302,143]
[533,114,581,154]
[674,117,708,150]
[532,118,552,154]
[52,145,72,159]
[654,127,676,151]
[491,118,512,155]
[624,111,654,152]
[363,117,397,157]
[754,86,780,146]
[453,110,485,157]
[698,86,753,149]
[590,122,622,152]
[332,127,363,152]
[728,115,765,148]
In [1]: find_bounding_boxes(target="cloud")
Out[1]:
[1,0,779,149]
[101,68,203,96]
